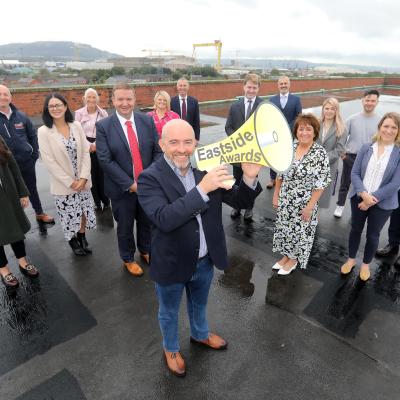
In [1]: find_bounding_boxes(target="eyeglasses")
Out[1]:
[48,103,64,110]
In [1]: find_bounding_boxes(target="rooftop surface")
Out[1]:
[1,94,400,400]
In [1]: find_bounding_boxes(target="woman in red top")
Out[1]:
[147,91,180,138]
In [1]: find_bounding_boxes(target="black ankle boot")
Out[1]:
[69,237,86,256]
[77,233,92,254]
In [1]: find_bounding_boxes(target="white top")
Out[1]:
[363,142,394,194]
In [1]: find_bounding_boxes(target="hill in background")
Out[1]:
[0,41,122,61]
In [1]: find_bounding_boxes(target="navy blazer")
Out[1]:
[96,111,162,200]
[138,156,262,285]
[269,93,302,130]
[225,96,264,136]
[171,95,200,140]
[350,143,400,210]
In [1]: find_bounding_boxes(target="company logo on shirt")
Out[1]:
[14,122,24,129]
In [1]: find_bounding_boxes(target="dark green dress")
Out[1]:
[0,138,30,246]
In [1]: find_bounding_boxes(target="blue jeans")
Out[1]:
[154,255,214,352]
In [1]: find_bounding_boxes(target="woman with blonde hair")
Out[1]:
[147,90,180,137]
[341,112,400,281]
[317,97,347,208]
[75,88,109,211]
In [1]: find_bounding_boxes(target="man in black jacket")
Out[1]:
[170,78,201,140]
[0,85,54,224]
[225,73,263,221]
[138,119,262,377]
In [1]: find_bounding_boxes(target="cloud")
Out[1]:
[0,0,399,68]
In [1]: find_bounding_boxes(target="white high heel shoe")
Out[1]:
[277,263,298,275]
[272,262,285,270]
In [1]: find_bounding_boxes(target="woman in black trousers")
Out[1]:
[341,113,400,281]
[0,137,38,288]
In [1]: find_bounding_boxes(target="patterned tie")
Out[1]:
[125,120,143,180]
[181,97,187,120]
[245,99,252,120]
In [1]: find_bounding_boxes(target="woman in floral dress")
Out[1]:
[38,93,96,256]
[272,113,331,275]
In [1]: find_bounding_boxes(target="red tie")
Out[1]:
[125,120,143,180]
[181,97,187,120]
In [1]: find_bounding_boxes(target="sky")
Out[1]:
[2,0,399,68]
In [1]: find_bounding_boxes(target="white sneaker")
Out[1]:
[334,206,344,218]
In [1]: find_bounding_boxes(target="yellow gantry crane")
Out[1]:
[192,40,222,72]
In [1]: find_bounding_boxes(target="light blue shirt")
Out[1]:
[164,155,209,258]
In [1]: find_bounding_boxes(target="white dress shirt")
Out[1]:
[116,111,139,145]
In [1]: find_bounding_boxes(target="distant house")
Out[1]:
[104,75,130,85]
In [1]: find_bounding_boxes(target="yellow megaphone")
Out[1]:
[192,101,294,181]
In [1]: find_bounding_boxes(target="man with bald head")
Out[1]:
[0,84,54,224]
[170,77,201,140]
[138,119,262,377]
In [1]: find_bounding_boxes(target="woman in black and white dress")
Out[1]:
[272,113,331,275]
[38,93,96,256]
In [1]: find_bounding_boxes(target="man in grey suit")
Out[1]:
[225,73,263,221]
[267,76,302,188]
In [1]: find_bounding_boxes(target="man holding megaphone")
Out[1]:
[225,73,263,220]
[138,119,262,377]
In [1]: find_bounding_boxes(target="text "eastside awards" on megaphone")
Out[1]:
[192,101,294,181]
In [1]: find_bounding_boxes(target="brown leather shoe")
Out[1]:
[36,213,55,224]
[140,252,150,264]
[123,261,144,276]
[190,332,228,350]
[164,350,186,377]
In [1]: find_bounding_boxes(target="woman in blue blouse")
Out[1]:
[341,112,400,281]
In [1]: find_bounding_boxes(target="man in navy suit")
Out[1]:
[267,76,302,188]
[138,119,262,377]
[225,73,263,221]
[96,84,161,277]
[171,77,201,140]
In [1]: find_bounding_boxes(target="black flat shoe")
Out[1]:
[77,234,92,254]
[69,237,86,256]
[19,263,39,277]
[376,244,399,257]
[1,273,19,288]
[231,209,240,219]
